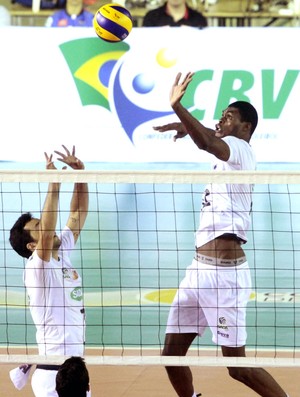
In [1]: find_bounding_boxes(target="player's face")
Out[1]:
[214,107,244,138]
[24,218,61,248]
[24,218,40,244]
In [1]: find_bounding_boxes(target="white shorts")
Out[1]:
[166,258,252,347]
[31,368,58,397]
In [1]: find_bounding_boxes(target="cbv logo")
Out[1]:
[59,37,299,145]
[184,69,299,120]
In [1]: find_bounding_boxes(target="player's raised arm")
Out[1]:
[34,153,60,262]
[55,145,89,243]
[171,72,231,160]
[156,72,230,161]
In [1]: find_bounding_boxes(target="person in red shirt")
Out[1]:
[142,0,207,28]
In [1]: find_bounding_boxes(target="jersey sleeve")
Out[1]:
[222,136,241,165]
[60,226,75,253]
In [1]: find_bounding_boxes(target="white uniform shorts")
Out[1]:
[31,368,58,397]
[166,257,252,347]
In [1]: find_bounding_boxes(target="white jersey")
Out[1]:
[24,227,85,356]
[195,136,256,248]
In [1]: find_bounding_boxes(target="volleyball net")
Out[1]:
[0,169,300,367]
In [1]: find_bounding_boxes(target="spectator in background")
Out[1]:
[0,5,11,26]
[142,0,207,28]
[45,0,93,27]
[56,357,90,397]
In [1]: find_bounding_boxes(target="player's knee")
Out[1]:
[227,366,252,384]
[162,344,176,356]
[162,343,186,357]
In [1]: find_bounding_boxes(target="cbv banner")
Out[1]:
[0,27,299,163]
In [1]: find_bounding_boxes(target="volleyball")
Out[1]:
[93,3,133,43]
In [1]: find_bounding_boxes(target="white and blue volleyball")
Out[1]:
[93,3,133,43]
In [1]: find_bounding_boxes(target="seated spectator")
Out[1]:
[56,356,90,397]
[45,0,93,27]
[11,0,66,10]
[0,5,11,26]
[142,0,207,28]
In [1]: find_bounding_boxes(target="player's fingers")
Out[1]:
[183,72,190,82]
[174,72,182,85]
[54,151,65,158]
[61,145,70,156]
[153,125,166,132]
[182,72,193,88]
[44,152,52,161]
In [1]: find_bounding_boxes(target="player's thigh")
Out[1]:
[163,332,197,356]
[166,284,208,335]
[221,345,246,357]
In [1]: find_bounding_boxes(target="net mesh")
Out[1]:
[0,170,300,367]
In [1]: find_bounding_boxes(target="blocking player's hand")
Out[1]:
[54,145,85,170]
[44,152,57,170]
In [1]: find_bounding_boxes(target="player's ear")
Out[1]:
[26,242,36,252]
[242,121,252,139]
[244,121,252,133]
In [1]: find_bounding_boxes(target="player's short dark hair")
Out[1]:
[9,212,34,259]
[56,356,89,397]
[229,101,258,135]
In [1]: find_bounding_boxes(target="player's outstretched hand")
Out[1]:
[153,122,188,142]
[44,152,57,170]
[170,72,193,108]
[54,145,85,170]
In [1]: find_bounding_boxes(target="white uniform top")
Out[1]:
[195,135,256,248]
[24,227,85,356]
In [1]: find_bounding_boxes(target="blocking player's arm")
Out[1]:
[54,145,89,243]
[169,72,230,161]
[35,153,61,262]
[66,182,89,244]
[36,183,60,262]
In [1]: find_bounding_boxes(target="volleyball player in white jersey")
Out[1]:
[9,145,89,397]
[154,73,290,397]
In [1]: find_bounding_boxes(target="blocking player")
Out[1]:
[9,145,88,397]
